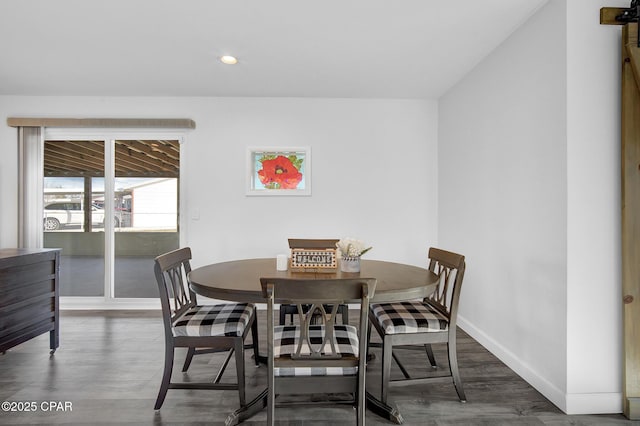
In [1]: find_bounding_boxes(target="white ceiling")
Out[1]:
[0,0,550,99]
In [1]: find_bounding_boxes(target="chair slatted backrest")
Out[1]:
[426,247,466,322]
[154,247,197,325]
[260,278,377,369]
[291,302,341,360]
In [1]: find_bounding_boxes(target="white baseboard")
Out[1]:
[457,315,622,415]
[565,392,623,415]
[60,296,266,311]
[60,297,161,310]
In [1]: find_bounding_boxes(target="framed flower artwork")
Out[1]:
[246,147,311,196]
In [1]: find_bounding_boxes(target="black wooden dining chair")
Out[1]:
[368,247,467,404]
[153,247,259,410]
[261,277,377,426]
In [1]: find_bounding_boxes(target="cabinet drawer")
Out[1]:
[0,296,54,338]
[0,279,55,309]
[0,260,55,288]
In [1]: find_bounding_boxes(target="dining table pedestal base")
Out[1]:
[366,391,404,423]
[224,389,404,425]
[224,388,268,426]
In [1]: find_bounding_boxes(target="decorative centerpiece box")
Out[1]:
[288,239,338,273]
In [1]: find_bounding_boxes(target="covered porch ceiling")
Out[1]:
[44,140,180,178]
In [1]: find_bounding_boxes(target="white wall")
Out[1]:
[565,0,625,413]
[439,0,623,414]
[0,96,438,269]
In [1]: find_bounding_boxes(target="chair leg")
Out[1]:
[267,396,275,425]
[366,320,372,360]
[424,343,437,369]
[234,338,246,406]
[213,348,235,384]
[341,304,349,325]
[392,350,411,379]
[154,344,175,410]
[267,372,275,426]
[381,335,392,404]
[357,368,365,426]
[181,347,196,372]
[251,313,260,366]
[447,340,466,402]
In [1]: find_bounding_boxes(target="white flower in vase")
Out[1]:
[336,238,372,259]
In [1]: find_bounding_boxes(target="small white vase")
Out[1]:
[341,256,361,273]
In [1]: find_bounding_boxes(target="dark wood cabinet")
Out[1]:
[0,248,60,353]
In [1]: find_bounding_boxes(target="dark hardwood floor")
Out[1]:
[0,310,634,425]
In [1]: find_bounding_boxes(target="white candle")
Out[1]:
[276,254,288,271]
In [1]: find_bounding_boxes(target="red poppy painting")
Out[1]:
[247,147,311,196]
[257,155,303,189]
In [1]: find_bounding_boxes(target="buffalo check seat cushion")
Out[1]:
[273,324,359,377]
[371,300,449,335]
[172,303,255,337]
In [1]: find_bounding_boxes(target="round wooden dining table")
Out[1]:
[188,257,439,425]
[189,258,438,303]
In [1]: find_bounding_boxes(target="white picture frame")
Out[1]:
[246,146,311,196]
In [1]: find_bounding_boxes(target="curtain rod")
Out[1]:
[6,117,196,129]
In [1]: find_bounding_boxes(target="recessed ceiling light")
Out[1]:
[220,55,238,65]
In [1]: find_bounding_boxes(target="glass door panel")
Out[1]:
[42,141,105,297]
[113,140,180,298]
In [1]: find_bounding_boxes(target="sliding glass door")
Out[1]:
[113,140,180,298]
[42,135,181,304]
[43,141,106,297]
